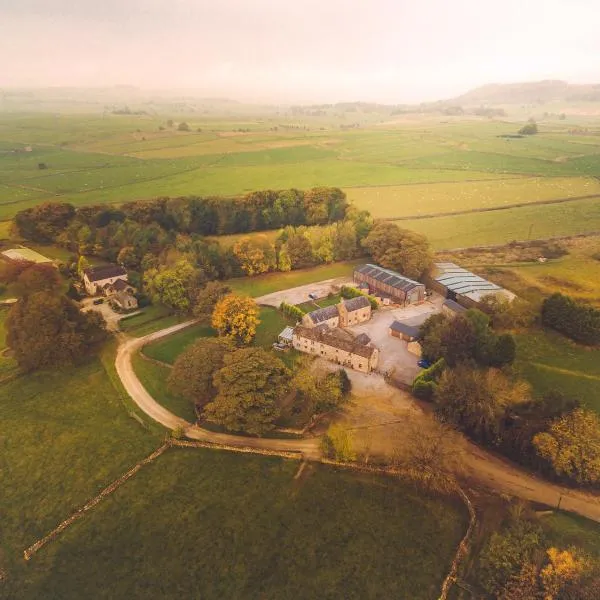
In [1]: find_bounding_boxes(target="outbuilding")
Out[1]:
[389,320,421,342]
[354,264,425,306]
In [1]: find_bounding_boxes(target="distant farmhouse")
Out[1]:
[83,265,129,295]
[302,296,372,329]
[292,325,379,373]
[1,247,53,265]
[353,264,425,306]
[430,263,515,308]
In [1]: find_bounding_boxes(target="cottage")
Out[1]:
[105,278,136,297]
[389,320,421,342]
[83,265,128,296]
[303,297,372,329]
[292,325,379,373]
[354,264,425,305]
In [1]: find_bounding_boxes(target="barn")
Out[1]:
[353,264,425,306]
[389,321,421,342]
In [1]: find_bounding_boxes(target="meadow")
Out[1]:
[2,111,600,249]
[8,449,467,600]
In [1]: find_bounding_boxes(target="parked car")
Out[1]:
[93,298,104,305]
[417,358,432,369]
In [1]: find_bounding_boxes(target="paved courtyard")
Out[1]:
[347,295,443,383]
[256,276,353,307]
[80,297,140,331]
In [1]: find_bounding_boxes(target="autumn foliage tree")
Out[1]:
[203,347,290,434]
[192,281,231,322]
[232,238,276,276]
[6,292,108,371]
[211,294,260,345]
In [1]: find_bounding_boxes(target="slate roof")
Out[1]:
[84,264,127,282]
[389,320,421,339]
[293,325,376,359]
[443,299,467,314]
[109,278,132,292]
[306,304,339,324]
[354,264,423,293]
[342,296,371,312]
[354,333,371,345]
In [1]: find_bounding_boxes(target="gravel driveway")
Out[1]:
[256,276,353,307]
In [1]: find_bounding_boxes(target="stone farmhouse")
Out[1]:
[353,264,425,306]
[302,296,372,329]
[292,325,379,373]
[83,265,129,295]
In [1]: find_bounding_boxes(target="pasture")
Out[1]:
[2,111,600,249]
[7,449,467,600]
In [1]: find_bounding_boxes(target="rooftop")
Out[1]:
[434,262,515,302]
[443,299,467,313]
[389,320,422,339]
[354,264,423,293]
[293,325,376,359]
[342,296,371,312]
[84,264,127,282]
[2,247,53,264]
[306,304,339,324]
[278,326,294,342]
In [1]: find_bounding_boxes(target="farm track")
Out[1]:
[387,193,600,221]
[116,321,600,524]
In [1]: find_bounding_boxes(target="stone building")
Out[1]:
[354,263,425,305]
[292,325,379,373]
[302,297,372,329]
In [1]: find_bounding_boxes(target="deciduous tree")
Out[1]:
[232,238,276,276]
[204,347,290,434]
[192,281,231,323]
[211,294,260,345]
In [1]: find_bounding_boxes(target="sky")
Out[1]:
[0,0,598,104]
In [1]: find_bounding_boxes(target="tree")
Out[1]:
[435,366,530,443]
[292,367,351,414]
[6,292,107,371]
[498,562,541,600]
[420,313,452,362]
[440,314,477,366]
[232,238,276,276]
[533,408,600,485]
[77,255,90,278]
[117,246,139,269]
[362,221,433,279]
[192,281,231,323]
[540,547,585,599]
[14,202,75,242]
[519,122,538,135]
[542,293,600,346]
[143,259,201,313]
[277,245,292,272]
[284,230,315,269]
[168,338,230,411]
[204,347,290,434]
[321,423,356,461]
[211,294,260,345]
[491,334,517,367]
[13,263,61,297]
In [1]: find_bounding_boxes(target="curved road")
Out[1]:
[115,322,322,460]
[116,323,600,523]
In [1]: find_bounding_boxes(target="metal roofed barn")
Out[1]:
[353,264,425,305]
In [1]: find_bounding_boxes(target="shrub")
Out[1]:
[541,293,600,345]
[340,285,378,310]
[279,301,305,321]
[411,358,446,401]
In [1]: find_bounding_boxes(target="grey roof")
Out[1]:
[354,333,371,345]
[354,264,424,293]
[389,320,421,339]
[278,326,294,342]
[343,296,371,312]
[443,299,467,313]
[434,263,501,295]
[84,264,127,282]
[306,304,339,324]
[109,278,132,292]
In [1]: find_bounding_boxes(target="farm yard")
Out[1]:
[2,111,600,248]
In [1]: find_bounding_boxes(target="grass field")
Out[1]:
[2,112,600,248]
[226,260,359,297]
[141,323,215,364]
[8,449,467,600]
[118,304,181,336]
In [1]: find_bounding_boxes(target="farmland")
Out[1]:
[2,110,600,248]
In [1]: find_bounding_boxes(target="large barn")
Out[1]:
[353,264,425,306]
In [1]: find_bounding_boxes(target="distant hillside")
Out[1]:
[451,80,600,105]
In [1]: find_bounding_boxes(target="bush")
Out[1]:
[279,301,305,321]
[541,293,600,345]
[411,358,446,401]
[518,122,538,135]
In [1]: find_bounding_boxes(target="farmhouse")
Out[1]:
[1,247,53,265]
[105,278,136,297]
[83,264,128,296]
[302,297,372,329]
[292,325,379,373]
[353,264,425,306]
[431,262,515,308]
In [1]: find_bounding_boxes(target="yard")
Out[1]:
[7,449,468,600]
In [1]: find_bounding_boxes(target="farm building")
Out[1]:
[442,299,467,316]
[431,263,515,308]
[353,264,425,306]
[83,265,128,295]
[302,297,371,329]
[292,325,379,373]
[1,247,53,265]
[389,321,421,342]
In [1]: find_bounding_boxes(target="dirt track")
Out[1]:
[116,324,600,523]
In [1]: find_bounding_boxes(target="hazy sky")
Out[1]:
[1,0,598,103]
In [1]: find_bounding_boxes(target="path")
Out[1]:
[116,323,600,522]
[115,322,322,460]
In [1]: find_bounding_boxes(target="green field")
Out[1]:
[8,449,467,600]
[226,260,360,297]
[141,323,215,364]
[3,112,600,248]
[118,304,180,336]
[515,329,600,413]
